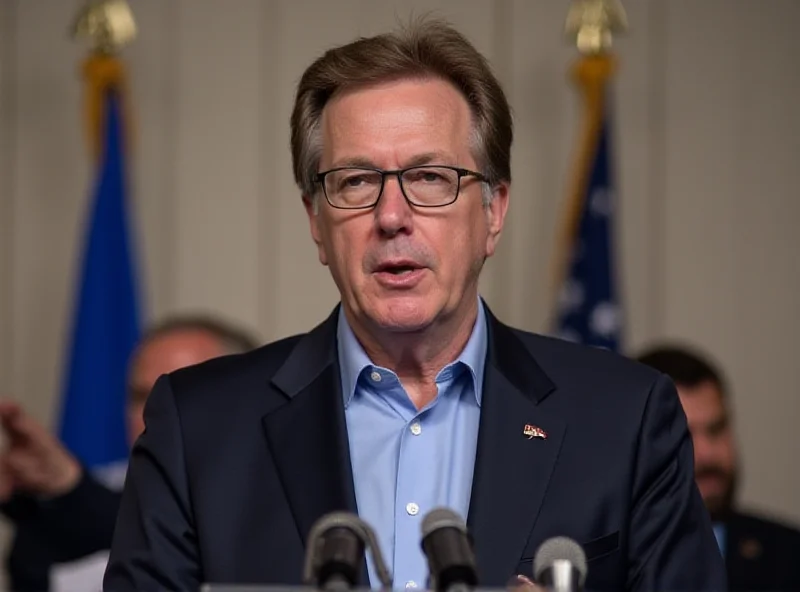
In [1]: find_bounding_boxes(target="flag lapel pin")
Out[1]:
[523,424,547,440]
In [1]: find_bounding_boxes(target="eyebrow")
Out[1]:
[330,151,458,169]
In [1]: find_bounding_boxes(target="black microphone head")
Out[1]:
[421,507,469,538]
[311,511,368,535]
[303,512,368,590]
[533,536,588,588]
[420,508,478,592]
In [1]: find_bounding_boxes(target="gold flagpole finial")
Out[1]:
[548,0,625,314]
[71,0,136,161]
[71,0,137,55]
[565,0,628,55]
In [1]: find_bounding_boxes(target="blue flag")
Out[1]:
[554,106,623,351]
[58,90,142,476]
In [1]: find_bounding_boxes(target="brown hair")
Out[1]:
[636,344,729,399]
[290,17,513,199]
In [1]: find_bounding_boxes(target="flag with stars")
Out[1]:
[553,94,623,351]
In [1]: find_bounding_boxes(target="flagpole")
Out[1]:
[549,0,628,315]
[58,0,142,478]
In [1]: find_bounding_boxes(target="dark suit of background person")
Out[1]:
[0,316,257,591]
[1,474,119,591]
[723,512,800,592]
[637,344,800,592]
[105,19,726,592]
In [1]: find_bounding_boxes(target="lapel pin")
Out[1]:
[523,424,547,440]
[740,538,762,560]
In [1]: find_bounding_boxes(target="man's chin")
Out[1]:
[704,492,735,522]
[363,301,439,334]
[698,472,737,522]
[370,313,434,334]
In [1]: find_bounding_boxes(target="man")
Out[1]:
[0,315,257,591]
[105,19,725,592]
[637,344,800,592]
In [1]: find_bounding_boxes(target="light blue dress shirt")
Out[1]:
[712,522,726,559]
[338,303,487,590]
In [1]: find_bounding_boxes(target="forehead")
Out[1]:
[319,77,474,167]
[131,329,226,383]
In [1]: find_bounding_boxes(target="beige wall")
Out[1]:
[1,0,799,567]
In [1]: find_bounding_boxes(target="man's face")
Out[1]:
[305,78,509,337]
[126,329,226,445]
[678,380,738,520]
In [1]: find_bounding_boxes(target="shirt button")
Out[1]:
[370,371,381,382]
[406,502,419,516]
[405,581,418,589]
[410,422,422,435]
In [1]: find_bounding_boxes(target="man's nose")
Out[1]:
[374,175,413,236]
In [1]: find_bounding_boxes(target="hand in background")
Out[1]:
[0,399,82,501]
[506,574,546,592]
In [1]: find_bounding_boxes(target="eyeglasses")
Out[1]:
[314,165,489,209]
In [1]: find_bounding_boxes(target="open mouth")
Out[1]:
[375,262,423,275]
[379,265,419,275]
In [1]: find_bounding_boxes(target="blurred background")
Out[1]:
[0,0,798,587]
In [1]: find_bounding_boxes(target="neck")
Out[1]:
[345,298,480,409]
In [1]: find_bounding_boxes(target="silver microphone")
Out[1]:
[532,536,588,592]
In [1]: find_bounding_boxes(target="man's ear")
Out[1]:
[303,195,328,266]
[484,182,510,257]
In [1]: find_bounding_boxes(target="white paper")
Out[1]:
[50,550,109,592]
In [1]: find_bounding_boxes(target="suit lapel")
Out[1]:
[468,310,564,585]
[261,308,369,585]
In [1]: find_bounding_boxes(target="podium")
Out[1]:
[201,588,350,592]
[201,588,510,592]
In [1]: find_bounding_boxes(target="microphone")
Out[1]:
[303,511,392,591]
[532,536,587,592]
[420,507,479,592]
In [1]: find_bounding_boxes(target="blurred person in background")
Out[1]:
[637,344,800,592]
[0,315,258,592]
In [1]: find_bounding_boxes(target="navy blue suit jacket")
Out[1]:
[104,306,726,591]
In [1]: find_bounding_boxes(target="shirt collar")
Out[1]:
[336,299,488,408]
